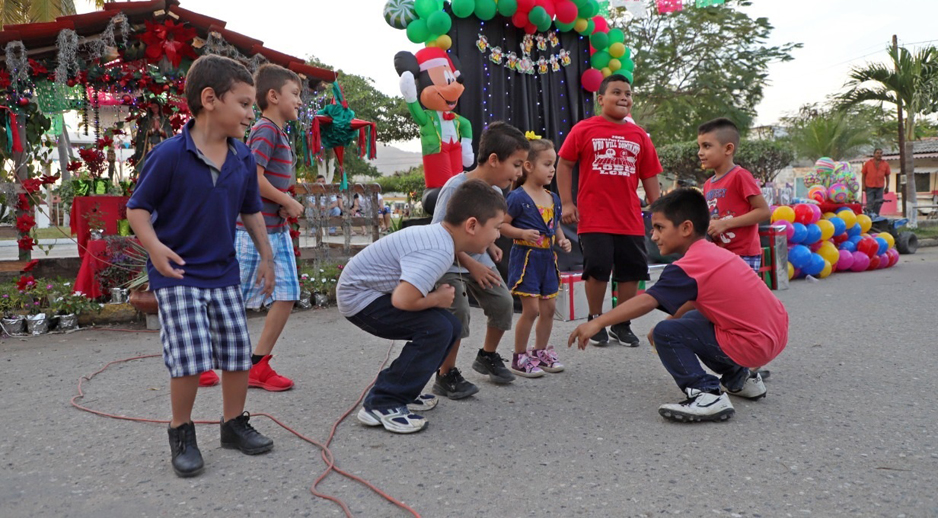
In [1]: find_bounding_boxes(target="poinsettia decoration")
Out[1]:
[138,20,198,68]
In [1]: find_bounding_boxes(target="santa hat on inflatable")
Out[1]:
[415,47,460,79]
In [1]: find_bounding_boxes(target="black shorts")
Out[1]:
[579,233,649,283]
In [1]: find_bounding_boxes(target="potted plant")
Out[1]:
[48,289,96,331]
[84,202,107,240]
[0,287,26,336]
[296,273,314,309]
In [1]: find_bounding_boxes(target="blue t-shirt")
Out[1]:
[127,120,262,290]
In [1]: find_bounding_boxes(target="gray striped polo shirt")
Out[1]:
[237,118,295,233]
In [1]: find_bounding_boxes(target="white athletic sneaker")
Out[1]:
[722,373,767,400]
[357,406,427,434]
[658,388,735,423]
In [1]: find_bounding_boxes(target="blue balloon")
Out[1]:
[846,224,861,237]
[803,223,822,245]
[875,236,889,255]
[789,222,807,244]
[836,206,853,214]
[788,244,812,269]
[803,253,826,276]
[848,234,863,246]
[839,240,857,252]
[829,216,846,236]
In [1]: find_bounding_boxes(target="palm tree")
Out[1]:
[787,109,873,161]
[1,0,78,29]
[839,44,938,221]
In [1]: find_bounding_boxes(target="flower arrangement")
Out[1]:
[299,261,345,301]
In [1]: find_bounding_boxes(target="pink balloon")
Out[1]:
[581,68,604,92]
[778,220,794,240]
[850,251,870,272]
[836,249,854,271]
[887,248,900,267]
[878,253,890,269]
[808,204,822,224]
[592,15,609,33]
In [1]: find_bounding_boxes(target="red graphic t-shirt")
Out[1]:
[703,166,763,257]
[558,116,662,235]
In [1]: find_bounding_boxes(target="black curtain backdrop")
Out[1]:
[449,15,594,272]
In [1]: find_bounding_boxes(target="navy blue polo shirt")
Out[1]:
[127,120,262,290]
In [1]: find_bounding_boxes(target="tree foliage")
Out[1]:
[375,167,425,204]
[0,0,76,28]
[781,104,875,161]
[307,56,418,144]
[659,139,793,186]
[614,0,799,145]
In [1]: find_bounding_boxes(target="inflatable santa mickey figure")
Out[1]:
[394,47,474,200]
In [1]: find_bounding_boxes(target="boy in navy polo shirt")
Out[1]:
[128,55,276,478]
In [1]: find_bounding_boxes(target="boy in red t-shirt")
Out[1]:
[568,189,788,423]
[698,118,771,273]
[557,74,662,347]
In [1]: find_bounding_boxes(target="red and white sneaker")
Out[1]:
[198,370,219,387]
[248,355,294,391]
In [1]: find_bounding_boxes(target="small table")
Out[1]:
[70,195,130,259]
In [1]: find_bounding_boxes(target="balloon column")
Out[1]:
[804,157,861,204]
[382,0,632,91]
[772,204,900,280]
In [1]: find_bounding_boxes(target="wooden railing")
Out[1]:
[294,183,383,254]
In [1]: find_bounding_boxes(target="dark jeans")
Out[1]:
[347,294,461,410]
[865,187,885,216]
[652,310,749,393]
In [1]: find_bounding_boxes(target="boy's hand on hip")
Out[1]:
[431,284,456,308]
[468,262,501,289]
[567,321,599,350]
[150,244,185,279]
[283,198,305,219]
[256,259,276,296]
[561,203,578,224]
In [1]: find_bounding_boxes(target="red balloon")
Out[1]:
[517,0,535,11]
[592,15,609,33]
[512,11,528,28]
[524,23,537,34]
[535,0,555,20]
[555,0,578,23]
[857,237,878,258]
[867,254,881,270]
[832,233,849,244]
[793,204,813,225]
[581,68,604,92]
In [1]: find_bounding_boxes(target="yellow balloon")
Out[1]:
[425,41,438,48]
[818,241,839,265]
[857,214,872,233]
[878,232,896,249]
[788,262,795,280]
[574,18,589,33]
[823,212,837,220]
[816,219,835,241]
[601,67,612,77]
[609,42,626,58]
[772,205,795,223]
[838,209,857,229]
[819,259,833,279]
[608,58,621,71]
[436,34,452,50]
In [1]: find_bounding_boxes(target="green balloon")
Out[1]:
[528,6,548,26]
[415,0,438,18]
[406,18,430,43]
[578,19,595,35]
[590,32,609,50]
[475,0,497,20]
[427,10,452,33]
[622,70,633,83]
[591,50,611,69]
[586,0,599,18]
[608,28,625,44]
[622,59,635,72]
[497,0,518,17]
[452,0,474,18]
[572,0,588,7]
[555,20,575,32]
[536,17,551,32]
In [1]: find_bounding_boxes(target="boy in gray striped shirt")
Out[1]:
[338,180,507,434]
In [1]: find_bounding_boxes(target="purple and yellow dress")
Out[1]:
[506,188,562,298]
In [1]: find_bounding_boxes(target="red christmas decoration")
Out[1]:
[15,214,36,233]
[17,236,36,252]
[0,70,10,89]
[16,275,36,291]
[21,259,39,273]
[138,19,198,68]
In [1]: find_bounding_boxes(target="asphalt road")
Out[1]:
[2,248,936,517]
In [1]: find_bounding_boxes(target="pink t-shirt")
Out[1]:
[645,239,788,368]
[703,166,763,257]
[558,116,662,236]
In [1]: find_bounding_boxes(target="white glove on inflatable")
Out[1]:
[461,137,474,169]
[399,71,418,103]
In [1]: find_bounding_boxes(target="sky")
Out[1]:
[77,0,938,143]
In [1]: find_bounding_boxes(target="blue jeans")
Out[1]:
[347,294,461,410]
[653,310,749,392]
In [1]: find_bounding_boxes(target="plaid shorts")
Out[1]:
[236,229,300,308]
[155,285,252,377]
[740,254,762,274]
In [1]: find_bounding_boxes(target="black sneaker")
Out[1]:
[472,350,516,384]
[609,322,640,347]
[431,368,480,399]
[220,412,274,455]
[588,314,609,345]
[168,422,204,478]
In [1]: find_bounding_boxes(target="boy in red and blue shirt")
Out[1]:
[568,188,788,423]
[698,118,771,273]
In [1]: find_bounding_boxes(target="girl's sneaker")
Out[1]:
[532,346,565,373]
[510,352,544,378]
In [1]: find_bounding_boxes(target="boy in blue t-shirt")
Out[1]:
[127,55,276,478]
[337,179,507,434]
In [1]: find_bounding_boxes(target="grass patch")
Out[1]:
[911,225,938,240]
[0,227,71,241]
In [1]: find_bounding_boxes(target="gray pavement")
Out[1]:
[2,248,937,517]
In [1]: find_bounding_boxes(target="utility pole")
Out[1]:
[893,35,908,218]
